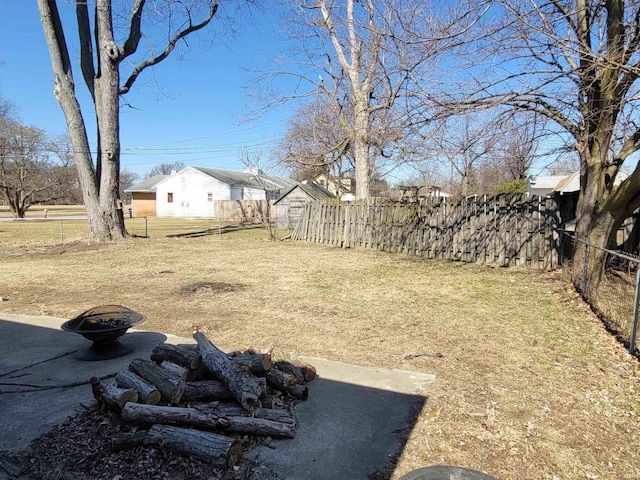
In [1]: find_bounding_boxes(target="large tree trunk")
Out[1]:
[37,0,125,242]
[572,145,624,297]
[353,91,371,200]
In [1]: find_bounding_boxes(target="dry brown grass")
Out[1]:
[1,225,639,480]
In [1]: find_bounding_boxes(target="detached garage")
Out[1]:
[274,182,335,230]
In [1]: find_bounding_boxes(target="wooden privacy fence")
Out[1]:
[291,194,562,268]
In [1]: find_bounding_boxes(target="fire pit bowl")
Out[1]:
[62,305,146,360]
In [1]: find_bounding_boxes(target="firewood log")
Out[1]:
[265,367,298,391]
[225,415,296,439]
[120,402,230,430]
[90,377,138,410]
[150,343,201,370]
[272,361,305,384]
[183,377,267,402]
[115,371,161,405]
[129,357,185,404]
[228,352,272,375]
[160,360,197,381]
[193,332,263,411]
[111,425,242,467]
[211,402,295,424]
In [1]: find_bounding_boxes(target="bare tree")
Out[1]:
[451,0,640,291]
[0,117,72,217]
[37,0,225,241]
[254,0,469,199]
[144,162,186,179]
[427,114,497,197]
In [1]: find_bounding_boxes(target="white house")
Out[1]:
[528,171,630,197]
[126,166,298,218]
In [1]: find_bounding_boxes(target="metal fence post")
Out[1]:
[630,267,640,354]
[582,243,589,294]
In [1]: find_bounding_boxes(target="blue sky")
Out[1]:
[0,1,297,180]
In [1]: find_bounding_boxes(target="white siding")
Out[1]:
[155,168,232,218]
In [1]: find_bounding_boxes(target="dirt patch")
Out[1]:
[180,282,247,295]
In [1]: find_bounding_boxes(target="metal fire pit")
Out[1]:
[61,305,146,361]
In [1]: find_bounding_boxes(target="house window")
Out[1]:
[167,192,173,203]
[207,192,213,202]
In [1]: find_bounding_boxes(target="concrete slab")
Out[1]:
[0,313,435,479]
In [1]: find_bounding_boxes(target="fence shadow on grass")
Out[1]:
[166,223,265,239]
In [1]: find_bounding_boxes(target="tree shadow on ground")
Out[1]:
[166,223,265,239]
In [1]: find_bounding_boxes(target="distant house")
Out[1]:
[528,171,629,197]
[125,167,298,218]
[274,182,335,229]
[314,173,354,197]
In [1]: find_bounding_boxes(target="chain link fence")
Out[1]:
[563,231,640,355]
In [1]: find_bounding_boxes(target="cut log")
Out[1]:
[120,402,230,430]
[160,361,197,382]
[90,377,138,410]
[115,371,161,405]
[183,377,267,402]
[287,359,317,382]
[129,358,185,404]
[226,416,296,439]
[228,352,272,375]
[150,343,201,370]
[193,332,263,411]
[265,367,298,391]
[190,403,296,438]
[270,349,316,382]
[272,361,304,384]
[212,402,295,424]
[111,425,242,468]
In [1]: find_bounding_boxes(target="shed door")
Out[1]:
[289,200,306,228]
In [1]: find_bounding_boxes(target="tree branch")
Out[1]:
[120,2,219,95]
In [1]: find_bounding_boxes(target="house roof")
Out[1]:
[192,167,298,191]
[274,182,335,204]
[125,175,168,193]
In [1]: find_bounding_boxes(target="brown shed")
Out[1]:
[125,175,167,217]
[274,182,335,230]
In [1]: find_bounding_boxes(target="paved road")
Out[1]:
[0,216,87,222]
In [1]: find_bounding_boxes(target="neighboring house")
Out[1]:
[274,181,335,229]
[126,166,298,218]
[125,174,167,217]
[528,171,630,197]
[527,175,569,196]
[314,173,354,197]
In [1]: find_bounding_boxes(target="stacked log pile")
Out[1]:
[90,332,316,469]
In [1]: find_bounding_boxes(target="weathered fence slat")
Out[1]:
[290,194,563,269]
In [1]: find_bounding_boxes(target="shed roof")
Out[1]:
[192,167,298,191]
[274,182,336,204]
[125,175,168,193]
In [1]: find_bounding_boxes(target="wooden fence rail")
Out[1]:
[291,194,562,269]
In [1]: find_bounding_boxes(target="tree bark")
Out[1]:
[120,403,295,438]
[120,402,230,430]
[151,343,202,370]
[129,357,185,404]
[212,402,295,424]
[111,424,242,468]
[115,371,161,405]
[90,377,138,410]
[183,378,267,402]
[228,352,272,375]
[265,367,299,391]
[193,332,263,411]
